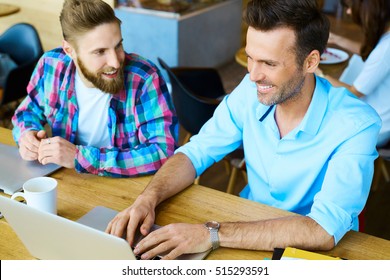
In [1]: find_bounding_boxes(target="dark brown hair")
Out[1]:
[342,0,390,61]
[59,0,121,46]
[244,0,330,67]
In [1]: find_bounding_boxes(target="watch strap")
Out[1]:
[205,221,220,250]
[209,227,219,250]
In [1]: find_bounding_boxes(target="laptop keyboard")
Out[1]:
[131,246,161,260]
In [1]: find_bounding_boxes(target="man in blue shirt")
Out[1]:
[106,0,381,259]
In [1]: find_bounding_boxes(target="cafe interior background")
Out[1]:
[0,0,389,241]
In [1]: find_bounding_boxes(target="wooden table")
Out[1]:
[1,126,390,260]
[0,4,20,17]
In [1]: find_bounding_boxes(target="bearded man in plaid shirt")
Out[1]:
[12,0,178,177]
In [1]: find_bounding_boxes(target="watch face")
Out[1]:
[206,221,220,229]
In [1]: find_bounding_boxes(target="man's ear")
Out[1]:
[304,50,321,74]
[62,40,75,59]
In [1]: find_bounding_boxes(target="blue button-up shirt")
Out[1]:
[177,74,381,244]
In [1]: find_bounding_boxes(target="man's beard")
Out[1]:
[257,70,305,106]
[77,57,124,94]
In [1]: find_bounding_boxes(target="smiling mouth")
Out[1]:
[257,84,274,94]
[258,85,273,90]
[102,69,118,78]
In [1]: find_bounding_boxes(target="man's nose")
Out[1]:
[107,50,121,69]
[249,62,266,82]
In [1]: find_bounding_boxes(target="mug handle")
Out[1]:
[11,192,26,202]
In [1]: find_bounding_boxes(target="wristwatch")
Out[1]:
[204,221,220,250]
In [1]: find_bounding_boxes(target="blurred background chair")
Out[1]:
[0,23,44,127]
[157,57,225,144]
[158,57,246,189]
[226,157,247,194]
[372,143,390,192]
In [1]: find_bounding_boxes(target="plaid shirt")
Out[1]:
[12,48,178,177]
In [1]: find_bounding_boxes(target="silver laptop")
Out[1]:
[0,195,211,260]
[0,143,61,195]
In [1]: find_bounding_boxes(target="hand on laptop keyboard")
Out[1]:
[131,246,161,260]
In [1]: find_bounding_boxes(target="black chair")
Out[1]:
[158,58,246,190]
[0,23,44,119]
[372,142,390,191]
[157,57,226,144]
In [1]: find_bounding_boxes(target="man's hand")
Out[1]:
[38,136,76,168]
[105,193,157,247]
[133,223,212,260]
[18,130,47,161]
[106,152,199,255]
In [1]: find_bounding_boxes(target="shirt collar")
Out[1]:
[255,75,329,137]
[257,105,274,122]
[299,76,329,136]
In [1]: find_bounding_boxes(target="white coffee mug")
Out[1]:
[11,177,58,214]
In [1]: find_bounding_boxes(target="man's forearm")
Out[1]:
[141,152,197,207]
[219,216,334,251]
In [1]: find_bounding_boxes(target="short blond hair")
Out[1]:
[59,0,121,45]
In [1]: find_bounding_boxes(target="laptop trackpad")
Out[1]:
[76,206,118,231]
[76,206,159,243]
